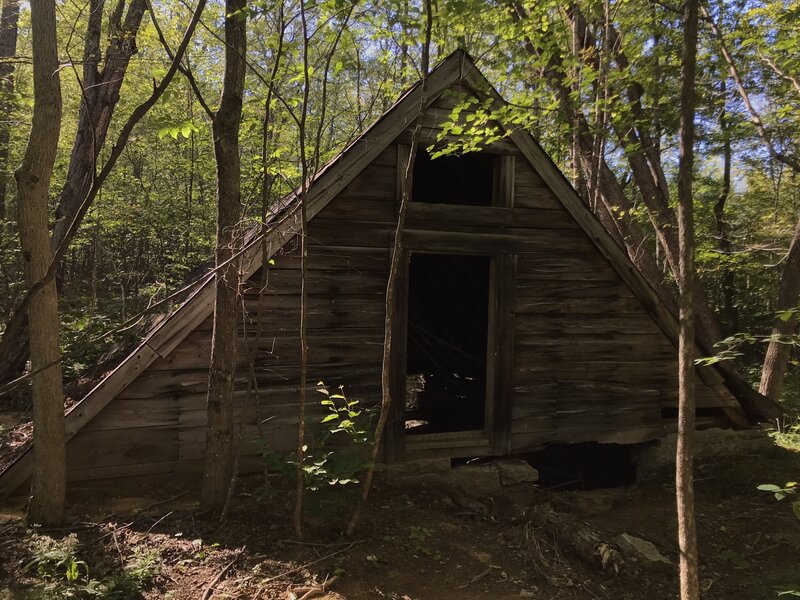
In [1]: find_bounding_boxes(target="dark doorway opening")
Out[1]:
[411,149,494,206]
[405,253,490,435]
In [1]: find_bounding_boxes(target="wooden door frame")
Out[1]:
[383,147,516,462]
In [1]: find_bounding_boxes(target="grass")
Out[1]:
[772,417,800,452]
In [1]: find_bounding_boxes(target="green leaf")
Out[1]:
[320,414,339,423]
[757,484,783,492]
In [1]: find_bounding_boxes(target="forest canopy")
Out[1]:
[0,0,798,412]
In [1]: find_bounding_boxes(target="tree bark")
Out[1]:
[676,0,700,596]
[0,0,20,220]
[704,6,800,403]
[0,0,146,385]
[201,0,246,515]
[347,0,434,537]
[17,0,65,527]
[714,83,738,334]
[759,220,800,402]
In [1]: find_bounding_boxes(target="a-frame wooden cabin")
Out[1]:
[0,51,775,496]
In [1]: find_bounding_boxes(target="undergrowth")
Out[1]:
[20,531,161,599]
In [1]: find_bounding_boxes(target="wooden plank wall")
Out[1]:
[508,157,734,452]
[67,147,397,486]
[64,84,740,487]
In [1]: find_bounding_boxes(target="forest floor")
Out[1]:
[0,435,799,600]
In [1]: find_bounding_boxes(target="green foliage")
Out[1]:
[772,418,800,451]
[260,382,374,494]
[757,481,798,502]
[21,532,161,599]
[757,480,800,521]
[24,533,87,586]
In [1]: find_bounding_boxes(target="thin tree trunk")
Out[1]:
[714,80,737,333]
[703,6,800,401]
[0,0,206,403]
[0,0,20,220]
[0,0,147,385]
[200,0,246,515]
[17,0,65,527]
[676,0,700,596]
[294,0,312,540]
[759,220,800,401]
[347,0,434,537]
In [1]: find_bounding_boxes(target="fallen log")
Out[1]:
[526,503,624,576]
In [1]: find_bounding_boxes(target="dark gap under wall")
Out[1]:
[519,443,638,490]
[405,253,490,434]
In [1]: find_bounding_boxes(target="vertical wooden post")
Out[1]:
[487,155,515,455]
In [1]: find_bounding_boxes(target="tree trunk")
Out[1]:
[759,220,800,402]
[0,0,146,385]
[676,0,700,596]
[17,0,65,527]
[347,0,434,537]
[714,83,737,334]
[201,0,246,515]
[0,0,20,220]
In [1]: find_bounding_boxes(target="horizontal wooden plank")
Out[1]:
[308,218,395,247]
[82,398,178,431]
[404,204,581,231]
[514,314,663,335]
[337,162,397,200]
[268,242,391,272]
[321,195,397,222]
[242,269,388,296]
[515,279,637,300]
[67,426,178,469]
[68,461,178,483]
[516,253,622,281]
[402,229,515,254]
[513,296,646,315]
[151,326,385,370]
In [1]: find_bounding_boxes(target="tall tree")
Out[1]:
[704,8,800,403]
[17,0,65,526]
[0,0,147,384]
[347,0,434,536]
[676,0,700,595]
[0,0,20,220]
[201,0,247,515]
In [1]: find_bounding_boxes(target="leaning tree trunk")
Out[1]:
[17,0,65,527]
[0,0,20,220]
[676,0,700,596]
[0,0,146,385]
[759,220,800,402]
[200,0,246,515]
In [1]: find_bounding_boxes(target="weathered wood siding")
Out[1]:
[508,157,735,451]
[67,147,397,485]
[64,88,737,487]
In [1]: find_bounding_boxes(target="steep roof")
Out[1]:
[0,49,777,497]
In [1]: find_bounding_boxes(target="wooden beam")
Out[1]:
[402,230,515,254]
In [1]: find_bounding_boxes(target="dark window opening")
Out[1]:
[411,149,494,206]
[405,253,490,435]
[519,443,638,490]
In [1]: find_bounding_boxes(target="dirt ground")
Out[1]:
[0,441,799,600]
